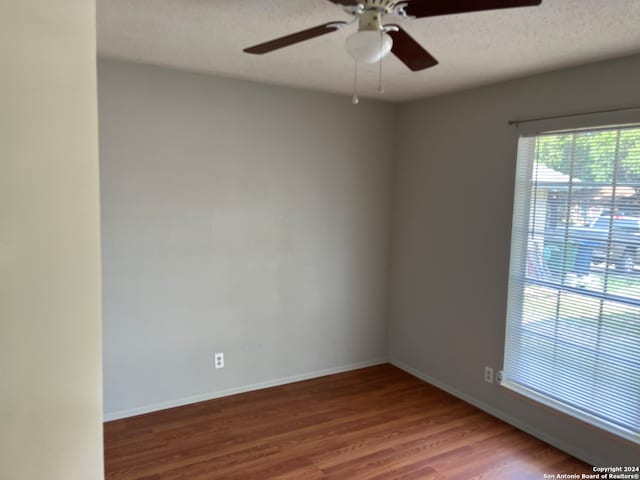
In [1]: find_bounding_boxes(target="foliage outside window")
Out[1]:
[503,125,640,445]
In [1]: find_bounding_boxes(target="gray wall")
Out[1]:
[99,59,395,418]
[1,1,104,479]
[389,54,640,465]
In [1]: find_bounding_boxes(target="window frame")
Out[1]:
[502,122,640,446]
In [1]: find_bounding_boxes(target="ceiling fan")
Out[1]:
[244,0,543,72]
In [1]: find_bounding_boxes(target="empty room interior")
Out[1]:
[3,1,640,479]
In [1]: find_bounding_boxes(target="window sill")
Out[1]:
[500,379,640,448]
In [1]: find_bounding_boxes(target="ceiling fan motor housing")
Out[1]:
[357,0,397,31]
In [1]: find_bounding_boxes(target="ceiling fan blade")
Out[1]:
[387,26,438,71]
[404,0,542,18]
[244,22,347,55]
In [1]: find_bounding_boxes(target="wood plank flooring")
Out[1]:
[104,364,592,479]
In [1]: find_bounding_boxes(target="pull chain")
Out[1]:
[378,31,384,94]
[352,60,359,104]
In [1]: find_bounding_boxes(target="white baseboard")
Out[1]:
[104,358,387,422]
[390,358,605,467]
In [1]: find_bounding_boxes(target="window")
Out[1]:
[503,124,640,444]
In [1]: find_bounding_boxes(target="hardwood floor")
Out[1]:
[104,364,592,479]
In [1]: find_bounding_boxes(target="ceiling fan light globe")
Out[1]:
[345,31,393,64]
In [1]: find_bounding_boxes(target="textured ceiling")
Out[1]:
[97,0,640,102]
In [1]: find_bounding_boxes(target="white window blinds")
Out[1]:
[503,125,640,444]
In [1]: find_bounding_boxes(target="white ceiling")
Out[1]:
[97,0,640,102]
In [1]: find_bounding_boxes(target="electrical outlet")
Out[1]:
[214,352,224,369]
[484,366,494,384]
